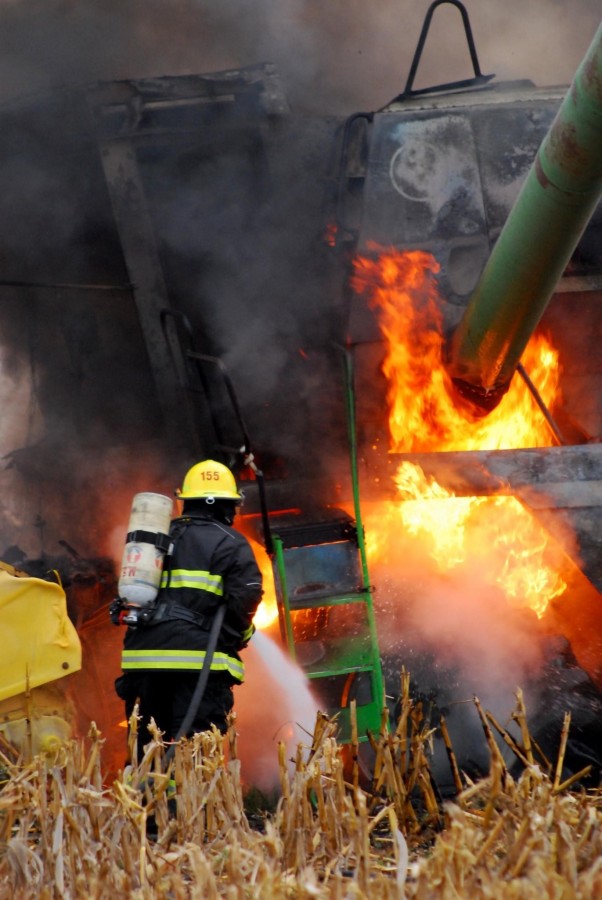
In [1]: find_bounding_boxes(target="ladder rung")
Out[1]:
[284,591,372,610]
[305,664,375,678]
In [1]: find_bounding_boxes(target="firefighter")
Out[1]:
[114,460,263,761]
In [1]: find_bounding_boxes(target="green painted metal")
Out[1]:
[343,349,371,590]
[447,23,602,413]
[272,535,297,663]
[268,351,387,744]
[272,532,386,741]
[342,349,387,722]
[272,542,386,741]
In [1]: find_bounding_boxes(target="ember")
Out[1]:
[247,535,278,630]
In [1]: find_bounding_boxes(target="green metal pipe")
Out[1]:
[447,23,602,414]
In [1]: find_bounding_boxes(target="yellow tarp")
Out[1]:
[0,569,82,703]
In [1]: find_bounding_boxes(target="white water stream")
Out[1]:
[235,629,320,792]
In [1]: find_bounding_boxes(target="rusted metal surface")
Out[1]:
[447,24,602,412]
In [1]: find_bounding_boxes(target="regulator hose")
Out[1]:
[164,602,227,765]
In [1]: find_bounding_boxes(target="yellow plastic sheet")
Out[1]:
[0,569,81,702]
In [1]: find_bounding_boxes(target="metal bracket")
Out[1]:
[390,0,495,104]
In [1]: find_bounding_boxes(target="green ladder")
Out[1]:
[269,350,386,743]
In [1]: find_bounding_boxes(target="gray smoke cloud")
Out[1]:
[0,1,598,112]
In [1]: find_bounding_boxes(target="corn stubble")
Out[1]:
[1,677,601,898]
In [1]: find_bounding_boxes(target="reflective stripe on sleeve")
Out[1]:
[241,623,255,643]
[160,569,224,594]
[121,648,244,681]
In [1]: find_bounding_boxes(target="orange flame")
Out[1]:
[352,246,560,451]
[353,247,566,618]
[247,536,279,630]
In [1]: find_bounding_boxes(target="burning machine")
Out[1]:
[327,2,602,775]
[336,6,602,594]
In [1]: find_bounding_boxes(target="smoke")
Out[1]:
[361,489,577,729]
[378,569,547,695]
[0,1,598,111]
[0,0,597,545]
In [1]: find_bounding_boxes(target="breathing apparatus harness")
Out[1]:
[111,508,234,767]
[110,513,220,629]
[109,526,169,627]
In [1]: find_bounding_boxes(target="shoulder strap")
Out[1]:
[161,516,214,589]
[161,518,190,589]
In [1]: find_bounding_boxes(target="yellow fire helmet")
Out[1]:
[177,460,242,501]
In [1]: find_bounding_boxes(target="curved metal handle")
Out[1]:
[399,0,494,101]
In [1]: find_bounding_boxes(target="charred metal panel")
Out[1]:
[472,103,557,237]
[355,100,568,307]
[345,108,486,343]
[86,65,289,142]
[347,86,602,340]
[358,111,487,258]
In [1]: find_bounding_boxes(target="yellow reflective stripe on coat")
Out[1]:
[160,569,224,594]
[121,649,245,681]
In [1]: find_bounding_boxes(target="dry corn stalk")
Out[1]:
[0,678,600,898]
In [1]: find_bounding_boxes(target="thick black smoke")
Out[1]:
[0,0,599,556]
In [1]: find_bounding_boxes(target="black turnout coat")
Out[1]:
[121,513,263,683]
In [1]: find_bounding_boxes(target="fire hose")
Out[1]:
[164,601,226,766]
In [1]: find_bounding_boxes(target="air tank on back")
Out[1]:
[118,492,173,608]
